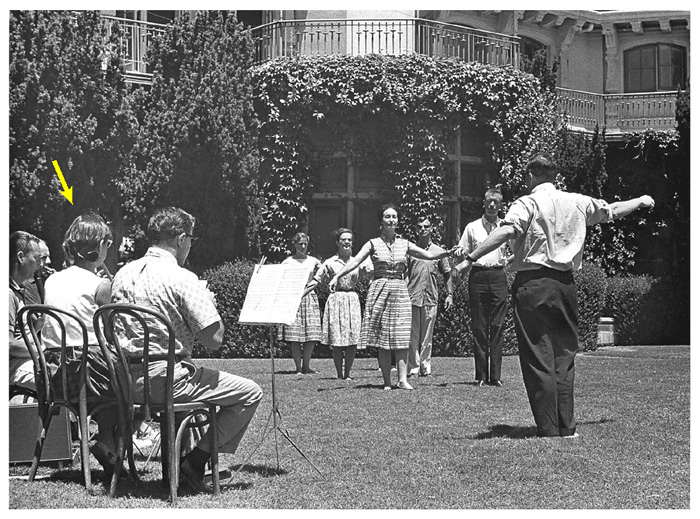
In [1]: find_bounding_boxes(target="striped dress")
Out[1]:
[360,237,412,350]
[276,255,322,343]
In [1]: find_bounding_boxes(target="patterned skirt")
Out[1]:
[277,292,322,343]
[360,278,412,350]
[321,291,363,348]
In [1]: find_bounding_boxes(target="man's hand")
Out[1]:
[444,293,453,311]
[639,195,655,209]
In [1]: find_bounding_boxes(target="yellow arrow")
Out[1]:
[52,160,73,205]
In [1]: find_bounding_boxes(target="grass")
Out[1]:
[7,345,690,509]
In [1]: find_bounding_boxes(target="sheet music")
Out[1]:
[238,264,309,325]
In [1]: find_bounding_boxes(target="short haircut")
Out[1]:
[334,228,353,242]
[484,187,503,201]
[376,202,400,222]
[526,155,557,181]
[63,211,113,263]
[147,207,196,246]
[292,232,309,243]
[10,231,40,267]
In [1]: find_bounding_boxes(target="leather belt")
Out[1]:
[127,354,179,364]
[375,273,404,280]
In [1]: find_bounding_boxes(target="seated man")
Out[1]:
[9,231,43,396]
[111,207,263,493]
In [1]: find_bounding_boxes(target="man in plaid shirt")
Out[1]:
[112,207,262,493]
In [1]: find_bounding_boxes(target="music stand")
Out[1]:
[233,261,322,476]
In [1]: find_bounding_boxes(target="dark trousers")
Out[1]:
[468,267,508,382]
[512,268,578,437]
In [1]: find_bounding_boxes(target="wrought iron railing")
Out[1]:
[251,18,520,68]
[102,15,167,82]
[98,16,679,134]
[557,88,679,134]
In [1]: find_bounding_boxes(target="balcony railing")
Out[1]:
[102,15,167,83]
[98,16,678,134]
[251,18,520,68]
[557,88,679,135]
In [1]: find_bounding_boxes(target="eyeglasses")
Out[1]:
[417,224,432,229]
[104,239,113,249]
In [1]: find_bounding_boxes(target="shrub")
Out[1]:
[574,262,608,351]
[199,260,610,358]
[196,259,271,358]
[605,273,689,345]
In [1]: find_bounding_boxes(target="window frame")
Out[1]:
[624,43,686,93]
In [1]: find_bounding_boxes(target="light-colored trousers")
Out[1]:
[133,362,263,455]
[408,305,438,375]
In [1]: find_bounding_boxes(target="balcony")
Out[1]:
[557,88,679,137]
[251,18,520,68]
[100,16,679,135]
[102,15,167,84]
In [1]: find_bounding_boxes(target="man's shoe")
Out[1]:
[560,432,579,439]
[90,441,120,481]
[492,380,504,387]
[179,458,213,494]
[476,380,485,387]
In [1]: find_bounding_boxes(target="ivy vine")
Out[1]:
[251,53,559,260]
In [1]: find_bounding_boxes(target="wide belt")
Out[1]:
[375,273,404,280]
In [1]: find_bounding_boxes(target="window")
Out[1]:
[625,44,686,93]
[519,36,547,64]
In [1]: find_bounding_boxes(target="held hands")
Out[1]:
[448,245,464,260]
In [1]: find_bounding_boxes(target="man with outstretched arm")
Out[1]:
[458,155,654,438]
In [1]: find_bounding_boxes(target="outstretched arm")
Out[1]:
[329,241,373,291]
[461,226,516,264]
[609,195,655,220]
[408,242,459,260]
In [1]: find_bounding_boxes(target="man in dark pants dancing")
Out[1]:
[458,155,654,437]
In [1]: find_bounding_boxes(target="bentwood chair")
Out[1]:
[93,303,220,504]
[17,304,125,495]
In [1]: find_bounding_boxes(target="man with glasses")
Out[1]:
[406,216,454,378]
[9,231,44,394]
[454,188,512,388]
[111,206,262,493]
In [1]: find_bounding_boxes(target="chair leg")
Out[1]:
[166,415,178,505]
[78,408,92,493]
[28,410,54,482]
[209,406,220,496]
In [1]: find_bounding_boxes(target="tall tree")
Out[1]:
[10,10,132,264]
[118,10,261,268]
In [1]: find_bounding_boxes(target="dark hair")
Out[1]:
[484,187,503,201]
[10,231,40,267]
[147,207,196,246]
[376,202,400,222]
[526,155,557,181]
[292,232,309,243]
[63,212,112,263]
[334,228,353,242]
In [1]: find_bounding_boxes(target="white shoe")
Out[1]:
[561,432,579,439]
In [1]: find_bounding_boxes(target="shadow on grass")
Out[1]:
[472,417,616,440]
[230,463,288,477]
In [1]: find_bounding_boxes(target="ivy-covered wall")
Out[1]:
[251,54,560,261]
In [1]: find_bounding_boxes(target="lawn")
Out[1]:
[7,345,690,509]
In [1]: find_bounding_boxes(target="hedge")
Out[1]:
[196,259,619,358]
[604,273,689,345]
